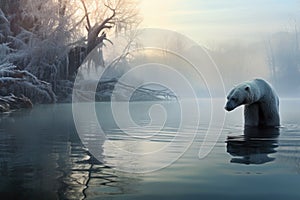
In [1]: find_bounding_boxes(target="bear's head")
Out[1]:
[225,84,252,111]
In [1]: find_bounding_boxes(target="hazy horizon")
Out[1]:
[136,1,300,97]
[139,0,300,45]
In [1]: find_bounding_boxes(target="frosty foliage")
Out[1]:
[7,0,140,83]
[0,93,32,112]
[0,61,56,104]
[0,43,10,64]
[0,0,143,105]
[0,8,11,42]
[0,32,56,104]
[8,0,77,84]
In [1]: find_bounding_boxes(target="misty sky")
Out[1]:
[139,0,300,44]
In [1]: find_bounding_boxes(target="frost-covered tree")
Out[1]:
[68,0,141,77]
[79,0,140,53]
[0,0,141,104]
[3,0,140,80]
[0,6,56,105]
[0,9,10,42]
[7,0,77,84]
[0,43,56,105]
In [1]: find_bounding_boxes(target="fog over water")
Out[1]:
[137,0,300,97]
[96,29,300,99]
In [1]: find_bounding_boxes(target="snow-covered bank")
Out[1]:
[0,56,56,112]
[0,94,32,112]
[0,63,56,104]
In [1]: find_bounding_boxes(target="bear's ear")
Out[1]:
[245,86,250,91]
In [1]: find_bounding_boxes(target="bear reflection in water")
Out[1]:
[226,127,279,165]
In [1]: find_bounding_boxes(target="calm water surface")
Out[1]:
[0,99,299,199]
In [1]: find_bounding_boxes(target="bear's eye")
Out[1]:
[231,97,237,102]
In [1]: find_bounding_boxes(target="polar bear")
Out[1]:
[225,78,280,127]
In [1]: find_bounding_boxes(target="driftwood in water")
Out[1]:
[73,78,177,102]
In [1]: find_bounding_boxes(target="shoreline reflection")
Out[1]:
[0,105,139,199]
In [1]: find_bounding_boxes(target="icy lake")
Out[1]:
[0,99,300,199]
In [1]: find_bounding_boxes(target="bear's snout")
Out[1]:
[225,106,234,112]
[225,102,234,111]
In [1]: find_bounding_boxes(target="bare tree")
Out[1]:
[71,0,141,73]
[80,0,114,54]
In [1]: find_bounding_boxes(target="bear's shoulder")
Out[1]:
[252,78,269,86]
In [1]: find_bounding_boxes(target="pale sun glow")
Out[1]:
[138,0,300,44]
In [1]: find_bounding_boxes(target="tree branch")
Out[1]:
[91,4,116,37]
[80,0,91,31]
